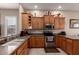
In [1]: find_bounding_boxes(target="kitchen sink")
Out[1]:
[14,41,24,42]
[2,42,22,46]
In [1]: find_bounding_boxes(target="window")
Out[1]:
[5,16,17,36]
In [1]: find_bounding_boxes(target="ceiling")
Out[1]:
[0,3,79,11]
[21,3,79,11]
[0,3,19,9]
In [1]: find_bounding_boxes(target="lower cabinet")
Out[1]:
[55,35,79,55]
[55,36,61,48]
[61,37,66,51]
[30,36,36,48]
[30,35,44,48]
[66,39,73,55]
[16,41,28,55]
[36,36,44,48]
[73,40,79,55]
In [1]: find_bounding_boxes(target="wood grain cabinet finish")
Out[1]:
[50,15,55,26]
[73,40,79,55]
[32,17,44,29]
[55,35,79,55]
[44,15,50,25]
[35,36,44,48]
[16,40,28,55]
[30,35,44,48]
[54,17,60,29]
[59,17,65,29]
[55,36,61,48]
[66,39,73,55]
[29,36,36,48]
[54,17,65,29]
[61,37,66,51]
[44,15,55,26]
[22,13,29,30]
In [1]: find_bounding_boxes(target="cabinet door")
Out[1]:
[22,13,29,30]
[61,37,66,51]
[32,17,38,29]
[55,36,61,48]
[30,36,36,48]
[44,15,50,25]
[36,36,44,48]
[50,15,54,26]
[59,17,65,29]
[32,17,43,29]
[54,17,60,29]
[66,39,73,54]
[38,17,44,29]
[24,41,28,55]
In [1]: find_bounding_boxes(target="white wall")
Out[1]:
[61,11,79,35]
[0,9,19,36]
[19,4,24,32]
[25,10,79,35]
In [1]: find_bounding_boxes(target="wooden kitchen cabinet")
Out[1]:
[16,40,28,55]
[55,35,79,55]
[59,17,65,29]
[54,16,60,29]
[32,17,44,29]
[30,35,44,48]
[30,36,36,48]
[22,13,32,30]
[54,16,65,29]
[35,36,44,48]
[44,15,50,25]
[55,36,61,48]
[44,15,54,26]
[73,40,79,55]
[22,13,29,30]
[61,37,66,51]
[55,35,66,51]
[66,38,73,55]
[50,15,55,26]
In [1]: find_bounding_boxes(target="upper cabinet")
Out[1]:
[22,13,65,30]
[31,17,44,29]
[44,15,65,29]
[59,17,65,29]
[54,16,60,29]
[54,16,65,29]
[50,15,55,25]
[44,15,54,27]
[44,15,50,25]
[22,13,32,30]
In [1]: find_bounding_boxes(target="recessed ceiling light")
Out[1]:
[34,5,38,9]
[58,5,62,9]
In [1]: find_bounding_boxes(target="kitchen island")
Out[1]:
[55,35,79,55]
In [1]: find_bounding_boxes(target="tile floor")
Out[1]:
[29,48,67,55]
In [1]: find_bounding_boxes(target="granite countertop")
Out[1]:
[65,35,79,40]
[57,35,79,40]
[0,36,30,55]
